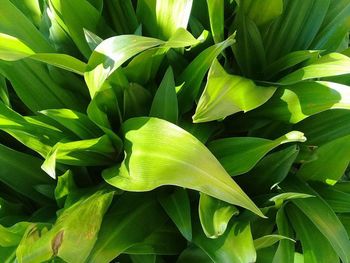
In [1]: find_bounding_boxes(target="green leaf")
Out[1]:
[40,109,103,140]
[0,222,31,247]
[241,0,283,26]
[311,0,350,51]
[16,191,113,263]
[254,81,350,123]
[314,184,350,213]
[193,59,276,122]
[87,193,169,263]
[263,0,330,62]
[150,67,178,123]
[294,109,350,145]
[0,60,87,112]
[263,50,320,79]
[54,170,77,207]
[130,255,156,263]
[208,131,306,176]
[0,0,53,52]
[272,207,295,263]
[254,235,294,250]
[48,0,103,58]
[177,246,213,263]
[199,193,239,238]
[193,220,256,263]
[103,117,264,217]
[207,0,224,43]
[281,178,350,263]
[280,53,350,85]
[106,0,138,35]
[286,204,339,263]
[296,135,350,184]
[238,146,299,195]
[159,188,192,241]
[0,144,53,204]
[0,75,10,107]
[178,34,235,112]
[42,135,118,179]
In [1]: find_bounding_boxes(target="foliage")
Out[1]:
[0,0,350,262]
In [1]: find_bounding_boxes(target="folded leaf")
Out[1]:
[103,117,264,217]
[193,59,276,122]
[254,235,294,250]
[199,193,238,238]
[42,135,118,179]
[178,34,235,112]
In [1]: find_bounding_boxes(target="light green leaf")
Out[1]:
[208,131,306,176]
[42,135,117,179]
[16,191,113,263]
[103,117,264,217]
[54,170,77,207]
[207,0,224,43]
[254,235,294,250]
[150,67,178,123]
[85,29,199,97]
[254,81,350,123]
[159,188,192,241]
[0,75,10,107]
[137,0,193,40]
[178,34,235,112]
[296,135,350,184]
[269,193,313,209]
[193,59,276,123]
[280,53,350,85]
[281,178,350,263]
[193,220,256,263]
[0,33,34,60]
[156,0,193,39]
[286,204,339,263]
[199,194,239,238]
[272,207,295,263]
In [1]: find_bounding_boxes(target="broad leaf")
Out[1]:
[103,117,264,217]
[254,235,294,250]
